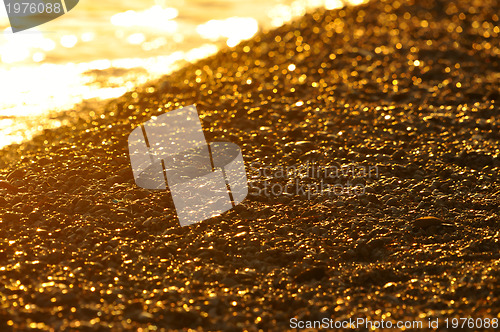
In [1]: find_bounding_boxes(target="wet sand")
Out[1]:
[1,0,499,330]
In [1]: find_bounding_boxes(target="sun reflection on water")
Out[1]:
[111,5,178,32]
[0,44,218,148]
[197,17,259,47]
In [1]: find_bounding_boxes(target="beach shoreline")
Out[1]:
[1,0,499,330]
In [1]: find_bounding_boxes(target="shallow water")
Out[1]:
[0,0,365,148]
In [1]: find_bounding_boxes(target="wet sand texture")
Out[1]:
[0,0,499,330]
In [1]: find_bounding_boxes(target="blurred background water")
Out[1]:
[0,0,364,148]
